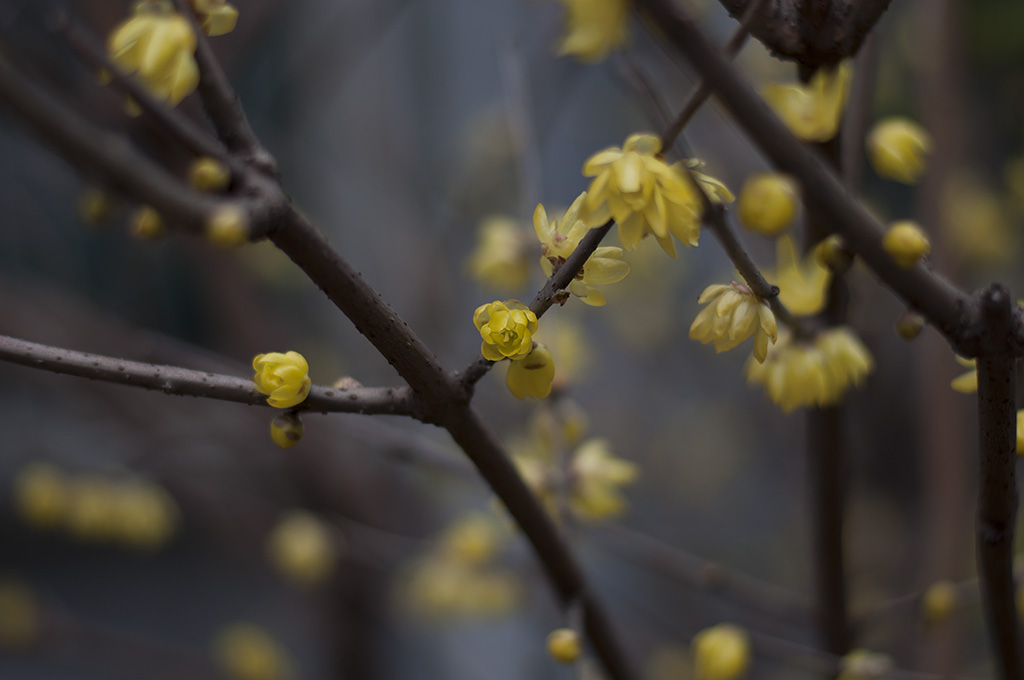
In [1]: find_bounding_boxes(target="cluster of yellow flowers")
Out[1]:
[265,510,340,587]
[214,622,295,680]
[744,327,873,413]
[13,462,179,550]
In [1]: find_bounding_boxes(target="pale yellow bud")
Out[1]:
[815,234,853,273]
[547,628,582,663]
[270,412,304,450]
[214,623,295,680]
[922,580,957,624]
[867,118,932,184]
[895,311,925,341]
[189,156,231,192]
[737,173,799,236]
[692,624,751,680]
[206,204,250,249]
[131,205,165,240]
[882,221,930,268]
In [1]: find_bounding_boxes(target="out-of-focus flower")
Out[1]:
[190,156,232,192]
[78,188,115,225]
[467,216,532,291]
[215,623,295,680]
[252,352,311,409]
[692,624,751,680]
[882,221,930,268]
[569,438,638,520]
[270,412,304,450]
[557,0,629,63]
[689,282,778,363]
[473,300,538,361]
[950,356,977,393]
[439,513,504,566]
[943,173,1014,266]
[816,234,853,273]
[922,580,957,624]
[0,580,38,649]
[1016,410,1024,456]
[770,235,831,316]
[547,628,582,663]
[112,479,179,550]
[65,475,119,541]
[206,204,251,249]
[191,0,239,36]
[763,61,852,142]
[13,463,67,530]
[507,344,556,399]
[866,117,932,184]
[131,205,164,240]
[266,510,339,586]
[737,173,799,236]
[107,3,198,107]
[838,649,892,680]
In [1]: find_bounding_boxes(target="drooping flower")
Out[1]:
[557,0,629,63]
[762,61,852,142]
[107,3,199,107]
[692,624,751,680]
[467,216,532,291]
[535,194,630,306]
[507,344,556,399]
[770,235,831,317]
[883,221,930,268]
[580,134,730,257]
[252,352,311,408]
[867,118,932,184]
[473,300,538,361]
[689,282,778,363]
[737,173,799,236]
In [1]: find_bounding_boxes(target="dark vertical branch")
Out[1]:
[976,284,1020,680]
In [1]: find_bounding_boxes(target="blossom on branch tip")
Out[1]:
[769,235,831,316]
[762,61,851,142]
[692,624,750,680]
[689,283,778,363]
[206,205,251,249]
[107,3,199,108]
[557,0,629,63]
[580,134,729,257]
[252,352,311,408]
[883,221,930,268]
[737,173,799,236]
[473,300,538,361]
[507,344,556,400]
[867,118,932,184]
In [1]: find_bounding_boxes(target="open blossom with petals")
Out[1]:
[507,344,556,400]
[692,624,751,680]
[867,118,932,184]
[769,235,831,316]
[473,300,538,361]
[252,352,311,408]
[467,216,531,291]
[557,0,629,63]
[689,283,778,363]
[581,134,731,257]
[763,61,852,142]
[107,4,199,107]
[535,193,630,306]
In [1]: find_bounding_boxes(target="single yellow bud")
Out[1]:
[815,234,853,273]
[206,204,250,249]
[113,480,179,550]
[882,221,930,268]
[866,118,932,184]
[546,628,582,663]
[895,311,925,341]
[270,412,304,450]
[692,624,751,680]
[78,188,115,225]
[131,205,165,240]
[506,343,556,400]
[922,580,957,624]
[189,156,231,192]
[737,173,799,236]
[13,462,67,530]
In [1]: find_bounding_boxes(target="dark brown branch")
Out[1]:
[0,334,424,418]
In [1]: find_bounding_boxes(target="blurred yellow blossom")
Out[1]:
[922,580,958,624]
[950,356,977,393]
[737,173,799,236]
[473,300,538,361]
[190,156,232,192]
[440,513,505,565]
[1017,410,1024,456]
[78,188,115,225]
[266,510,339,586]
[558,0,629,63]
[65,475,120,541]
[770,235,831,316]
[215,623,295,680]
[112,480,179,550]
[570,438,638,520]
[943,174,1014,266]
[838,649,892,680]
[0,579,38,649]
[107,3,198,107]
[206,204,251,249]
[547,628,582,663]
[131,205,164,240]
[867,118,932,184]
[13,462,67,530]
[191,0,239,36]
[467,216,532,291]
[763,61,851,142]
[507,344,557,399]
[689,282,778,363]
[252,352,310,409]
[692,624,751,680]
[883,220,930,268]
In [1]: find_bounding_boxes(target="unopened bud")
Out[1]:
[895,311,925,341]
[206,204,250,249]
[78,188,115,225]
[922,580,957,625]
[867,118,932,185]
[883,221,930,268]
[131,206,164,240]
[270,412,304,450]
[815,234,853,273]
[547,628,581,663]
[737,173,799,237]
[189,156,231,192]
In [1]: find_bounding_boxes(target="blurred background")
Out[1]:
[2,0,1024,678]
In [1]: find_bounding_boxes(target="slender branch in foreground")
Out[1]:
[975,284,1021,680]
[0,334,424,419]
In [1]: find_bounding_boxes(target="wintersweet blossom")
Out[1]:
[922,581,957,624]
[883,221,930,268]
[107,3,199,107]
[557,0,629,63]
[473,300,538,361]
[689,283,778,363]
[737,173,799,236]
[506,344,556,400]
[581,134,731,256]
[770,235,831,316]
[569,439,638,520]
[1017,410,1024,456]
[215,623,295,680]
[867,118,932,184]
[191,0,239,36]
[467,216,531,291]
[534,194,630,305]
[252,352,311,408]
[547,628,582,663]
[692,624,751,680]
[763,61,852,142]
[266,510,338,586]
[838,649,893,680]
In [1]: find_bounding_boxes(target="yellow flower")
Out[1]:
[569,438,637,520]
[215,623,295,680]
[692,624,751,680]
[817,327,874,402]
[252,352,312,408]
[581,134,718,257]
[507,344,557,399]
[689,282,778,363]
[131,205,164,240]
[0,580,38,649]
[65,475,120,541]
[206,204,251,249]
[190,156,232,192]
[269,412,304,449]
[867,118,932,184]
[467,216,532,291]
[13,462,68,530]
[439,513,504,566]
[737,173,799,236]
[473,300,538,361]
[838,649,892,680]
[557,0,629,63]
[191,0,239,36]
[770,235,831,316]
[943,173,1014,266]
[107,4,199,107]
[922,580,957,624]
[547,628,582,663]
[762,61,852,142]
[950,356,977,393]
[882,221,930,268]
[266,510,339,586]
[112,479,179,550]
[535,194,631,306]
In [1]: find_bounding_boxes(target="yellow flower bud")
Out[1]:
[558,0,629,63]
[131,205,165,240]
[547,628,582,663]
[882,221,930,268]
[252,351,311,409]
[107,7,199,107]
[867,118,932,184]
[506,344,556,400]
[895,311,925,341]
[922,580,957,624]
[189,156,231,192]
[266,510,339,586]
[13,463,67,530]
[206,204,251,249]
[270,412,304,450]
[191,0,239,37]
[78,188,115,225]
[692,624,751,680]
[214,623,295,680]
[473,300,538,361]
[737,173,799,236]
[815,234,853,273]
[0,580,38,649]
